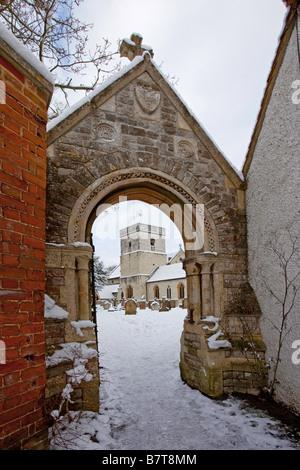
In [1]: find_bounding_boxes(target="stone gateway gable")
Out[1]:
[45,44,264,403]
[47,52,245,247]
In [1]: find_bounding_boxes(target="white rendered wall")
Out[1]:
[246,17,300,414]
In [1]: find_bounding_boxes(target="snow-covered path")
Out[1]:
[49,307,299,450]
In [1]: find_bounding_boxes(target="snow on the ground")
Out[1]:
[49,306,299,450]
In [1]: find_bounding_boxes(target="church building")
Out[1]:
[99,222,186,304]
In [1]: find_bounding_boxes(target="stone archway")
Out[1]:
[67,167,217,249]
[46,168,219,321]
[45,165,253,404]
[45,47,265,410]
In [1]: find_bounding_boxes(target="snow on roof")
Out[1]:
[166,248,184,264]
[47,54,145,132]
[98,284,119,299]
[108,265,120,279]
[147,263,185,283]
[0,21,54,85]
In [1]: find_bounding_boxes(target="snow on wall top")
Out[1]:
[44,294,69,319]
[0,21,54,85]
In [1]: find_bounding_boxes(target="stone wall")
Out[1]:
[244,7,300,414]
[146,278,187,303]
[44,242,100,412]
[0,25,53,449]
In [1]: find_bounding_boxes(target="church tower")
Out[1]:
[119,223,167,300]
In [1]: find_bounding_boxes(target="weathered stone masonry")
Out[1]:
[46,52,266,403]
[0,27,53,450]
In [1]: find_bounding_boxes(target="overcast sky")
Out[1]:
[74,0,288,266]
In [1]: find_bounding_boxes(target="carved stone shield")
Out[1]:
[135,83,161,114]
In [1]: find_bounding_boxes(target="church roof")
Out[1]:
[167,248,184,264]
[108,265,120,279]
[98,284,119,299]
[47,47,244,188]
[147,262,185,283]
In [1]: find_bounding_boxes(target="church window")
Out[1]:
[178,283,185,299]
[127,285,133,298]
[150,238,155,250]
[167,286,171,299]
[128,241,131,248]
[154,285,159,299]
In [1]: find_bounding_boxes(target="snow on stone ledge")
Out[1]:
[44,294,69,319]
[0,21,54,85]
[71,320,96,337]
[201,316,220,332]
[201,316,232,349]
[207,331,232,350]
[46,341,98,368]
[72,242,92,248]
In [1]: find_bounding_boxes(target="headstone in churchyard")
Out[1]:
[151,301,160,311]
[182,298,188,309]
[125,299,137,315]
[160,297,169,312]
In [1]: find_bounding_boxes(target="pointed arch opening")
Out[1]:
[178,282,185,299]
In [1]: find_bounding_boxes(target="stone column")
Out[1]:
[77,255,91,321]
[212,261,224,318]
[201,262,212,318]
[61,251,77,321]
[183,261,201,323]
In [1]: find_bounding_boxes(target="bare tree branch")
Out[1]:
[254,226,300,397]
[0,0,121,116]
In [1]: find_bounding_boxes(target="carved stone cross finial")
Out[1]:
[120,33,154,61]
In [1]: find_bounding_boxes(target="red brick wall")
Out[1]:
[0,54,50,449]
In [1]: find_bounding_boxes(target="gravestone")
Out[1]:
[160,297,169,312]
[125,299,137,315]
[151,301,160,311]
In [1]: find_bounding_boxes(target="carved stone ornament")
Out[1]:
[177,140,195,158]
[134,81,161,114]
[96,123,116,142]
[120,33,154,62]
